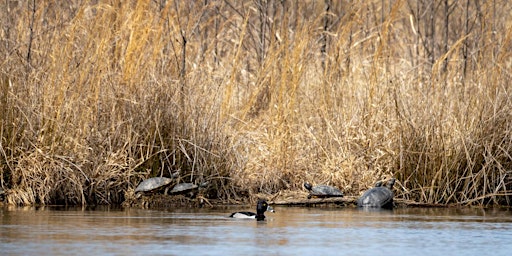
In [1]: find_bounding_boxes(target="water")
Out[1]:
[1,205,512,256]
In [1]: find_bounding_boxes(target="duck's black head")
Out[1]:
[255,199,274,221]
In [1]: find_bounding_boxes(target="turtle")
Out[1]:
[357,178,396,209]
[169,181,209,198]
[304,182,344,199]
[134,177,174,197]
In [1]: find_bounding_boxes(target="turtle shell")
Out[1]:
[170,183,198,194]
[304,182,344,199]
[357,178,395,209]
[135,177,173,194]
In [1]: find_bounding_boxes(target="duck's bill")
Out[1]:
[267,205,275,213]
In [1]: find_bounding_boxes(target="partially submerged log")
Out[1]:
[394,199,446,208]
[271,196,358,206]
[270,196,446,208]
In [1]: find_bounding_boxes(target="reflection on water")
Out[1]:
[1,205,512,255]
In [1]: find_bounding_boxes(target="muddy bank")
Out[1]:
[0,185,498,209]
[118,189,448,210]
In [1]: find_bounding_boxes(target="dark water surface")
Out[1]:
[1,205,512,255]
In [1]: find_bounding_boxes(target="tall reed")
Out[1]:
[0,0,511,206]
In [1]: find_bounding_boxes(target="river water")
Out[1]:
[1,205,511,255]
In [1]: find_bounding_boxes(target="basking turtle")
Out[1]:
[169,182,208,198]
[134,177,173,197]
[357,178,396,209]
[304,182,344,199]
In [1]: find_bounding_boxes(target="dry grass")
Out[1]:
[1,0,511,206]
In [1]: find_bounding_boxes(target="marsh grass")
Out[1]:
[0,0,511,206]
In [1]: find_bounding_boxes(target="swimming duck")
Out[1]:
[229,199,275,221]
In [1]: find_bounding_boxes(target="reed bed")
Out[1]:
[0,0,511,206]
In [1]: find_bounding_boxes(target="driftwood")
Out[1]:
[393,199,446,208]
[271,196,358,206]
[270,196,446,208]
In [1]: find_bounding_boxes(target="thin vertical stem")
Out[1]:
[321,0,331,71]
[26,0,37,74]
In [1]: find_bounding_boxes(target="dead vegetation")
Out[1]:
[0,1,511,207]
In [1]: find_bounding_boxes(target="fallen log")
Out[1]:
[393,199,446,208]
[271,196,358,206]
[270,196,447,208]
